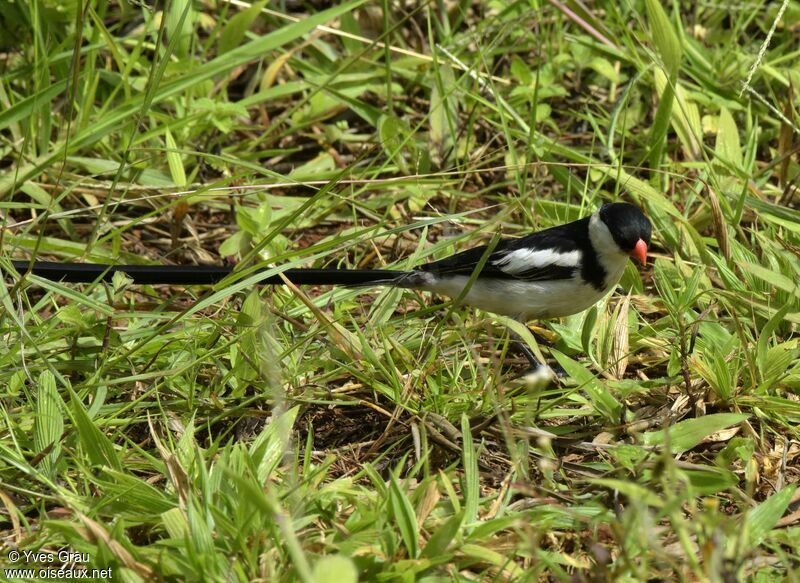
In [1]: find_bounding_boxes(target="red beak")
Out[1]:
[630,239,648,266]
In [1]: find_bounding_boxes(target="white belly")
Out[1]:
[418,275,616,320]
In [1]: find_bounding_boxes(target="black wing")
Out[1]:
[417,218,590,282]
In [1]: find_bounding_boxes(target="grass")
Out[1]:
[1,0,799,580]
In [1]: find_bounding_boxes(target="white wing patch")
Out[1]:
[493,248,581,275]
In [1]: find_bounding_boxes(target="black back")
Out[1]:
[417,216,599,285]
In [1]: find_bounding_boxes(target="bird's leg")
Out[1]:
[509,323,566,380]
[513,334,544,369]
[506,322,555,381]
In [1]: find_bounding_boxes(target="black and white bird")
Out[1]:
[9,202,652,367]
[393,202,651,321]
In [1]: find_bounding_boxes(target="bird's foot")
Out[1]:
[519,362,557,384]
[517,360,567,382]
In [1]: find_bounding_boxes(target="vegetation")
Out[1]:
[1,0,799,580]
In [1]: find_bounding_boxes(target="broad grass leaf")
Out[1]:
[34,371,64,477]
[233,290,268,384]
[645,0,682,77]
[742,263,800,299]
[186,501,215,555]
[68,156,173,186]
[236,203,272,236]
[421,511,463,558]
[647,76,675,168]
[250,406,300,484]
[690,349,737,401]
[654,70,701,159]
[684,469,738,495]
[460,544,523,578]
[389,475,420,558]
[760,344,800,389]
[645,0,683,166]
[552,350,621,422]
[288,153,336,180]
[430,64,457,166]
[581,305,598,355]
[164,128,186,187]
[219,230,247,258]
[68,385,122,471]
[25,276,115,316]
[261,51,293,91]
[166,0,195,58]
[98,470,175,515]
[641,413,749,454]
[378,114,411,173]
[312,556,357,583]
[219,1,267,55]
[0,79,67,131]
[589,57,621,83]
[716,106,743,169]
[746,485,797,546]
[756,302,794,383]
[161,507,188,539]
[467,515,525,542]
[461,414,479,526]
[672,81,702,158]
[20,182,73,237]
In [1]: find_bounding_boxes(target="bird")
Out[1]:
[9,202,652,370]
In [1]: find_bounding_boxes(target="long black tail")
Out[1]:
[9,260,410,287]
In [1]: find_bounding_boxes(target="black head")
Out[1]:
[598,203,652,263]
